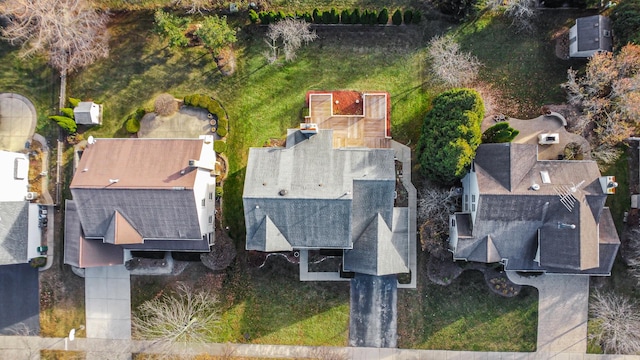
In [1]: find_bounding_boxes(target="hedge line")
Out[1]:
[250,8,421,25]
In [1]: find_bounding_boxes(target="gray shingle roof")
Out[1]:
[244,130,409,276]
[0,202,29,265]
[577,15,612,53]
[453,143,619,275]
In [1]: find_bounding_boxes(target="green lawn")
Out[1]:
[2,5,595,351]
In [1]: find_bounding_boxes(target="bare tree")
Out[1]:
[154,93,179,116]
[173,0,216,14]
[563,44,640,152]
[427,35,482,87]
[590,290,640,354]
[0,0,109,74]
[132,282,220,354]
[265,19,318,62]
[504,0,537,33]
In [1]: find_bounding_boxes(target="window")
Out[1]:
[451,218,456,227]
[472,203,476,212]
[471,194,476,203]
[208,215,213,224]
[201,199,206,207]
[209,192,213,200]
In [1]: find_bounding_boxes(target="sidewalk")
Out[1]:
[1,336,639,360]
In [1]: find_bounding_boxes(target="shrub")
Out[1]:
[126,117,140,133]
[331,8,339,24]
[360,10,369,24]
[341,9,351,24]
[248,9,259,24]
[392,9,403,25]
[154,9,189,47]
[413,10,422,23]
[322,10,332,24]
[215,186,224,198]
[368,10,378,25]
[403,9,413,24]
[217,118,228,137]
[29,257,46,268]
[417,88,484,185]
[351,9,360,24]
[154,93,178,116]
[378,8,389,24]
[301,12,312,23]
[49,115,77,133]
[214,140,227,153]
[60,107,75,119]
[612,0,640,47]
[275,11,286,21]
[68,97,81,108]
[481,122,519,143]
[135,108,146,119]
[312,8,321,24]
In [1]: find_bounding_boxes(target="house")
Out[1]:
[244,91,412,278]
[73,101,102,125]
[449,143,620,275]
[64,136,217,268]
[0,151,42,265]
[569,15,613,58]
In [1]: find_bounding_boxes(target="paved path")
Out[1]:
[1,336,639,360]
[507,272,590,354]
[84,266,131,340]
[0,93,37,151]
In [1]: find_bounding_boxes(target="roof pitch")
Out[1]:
[0,202,29,265]
[576,15,612,52]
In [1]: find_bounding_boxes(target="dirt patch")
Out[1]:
[216,47,236,76]
[201,231,237,271]
[552,28,570,60]
[426,254,463,286]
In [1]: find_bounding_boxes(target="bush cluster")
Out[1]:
[254,8,421,25]
[49,115,77,134]
[184,94,228,138]
[125,108,145,134]
[213,140,227,153]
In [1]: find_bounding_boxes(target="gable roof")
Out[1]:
[453,143,619,275]
[576,15,612,53]
[244,129,409,276]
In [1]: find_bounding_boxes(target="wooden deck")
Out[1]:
[308,93,390,149]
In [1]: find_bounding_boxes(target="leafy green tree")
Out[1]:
[392,9,403,25]
[417,88,484,185]
[341,9,351,24]
[482,122,519,143]
[195,15,237,58]
[612,0,640,48]
[49,115,77,133]
[351,9,361,24]
[403,9,414,24]
[154,9,189,48]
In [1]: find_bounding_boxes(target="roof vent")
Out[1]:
[180,170,186,175]
[558,222,576,229]
[109,179,119,184]
[531,183,540,191]
[88,136,96,144]
[279,189,288,196]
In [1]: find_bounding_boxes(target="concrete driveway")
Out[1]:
[85,265,131,339]
[0,93,37,151]
[507,271,590,354]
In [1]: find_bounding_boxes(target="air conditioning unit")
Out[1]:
[25,192,38,201]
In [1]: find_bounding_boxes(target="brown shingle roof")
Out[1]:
[71,139,206,189]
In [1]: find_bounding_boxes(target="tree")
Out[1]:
[417,88,484,185]
[612,0,640,47]
[378,8,389,24]
[403,10,414,24]
[195,15,236,58]
[49,115,77,134]
[590,290,640,354]
[154,94,178,116]
[265,19,318,62]
[503,0,537,33]
[433,0,481,21]
[482,122,519,143]
[154,9,190,48]
[428,35,482,87]
[173,0,213,14]
[392,9,403,25]
[132,283,220,351]
[0,0,109,74]
[562,44,640,152]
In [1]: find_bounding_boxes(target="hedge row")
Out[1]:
[184,94,228,137]
[250,8,421,25]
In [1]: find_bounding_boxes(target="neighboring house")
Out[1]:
[0,151,41,265]
[449,143,620,275]
[569,15,613,58]
[64,136,217,268]
[74,101,102,125]
[244,91,411,277]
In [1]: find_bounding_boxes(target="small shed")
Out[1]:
[73,102,102,125]
[569,15,613,58]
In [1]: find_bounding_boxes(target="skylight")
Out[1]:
[540,171,551,184]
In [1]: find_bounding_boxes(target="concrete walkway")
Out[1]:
[0,93,37,151]
[1,336,639,360]
[507,272,590,354]
[84,266,131,340]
